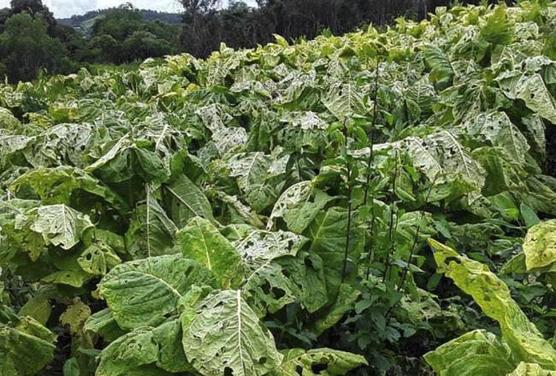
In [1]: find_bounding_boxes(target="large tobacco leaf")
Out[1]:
[99,254,217,330]
[0,309,57,376]
[307,207,364,301]
[181,289,283,376]
[428,239,556,371]
[177,216,244,288]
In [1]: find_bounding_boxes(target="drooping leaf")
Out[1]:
[429,239,556,369]
[274,348,368,376]
[162,174,214,227]
[0,313,57,376]
[424,329,515,376]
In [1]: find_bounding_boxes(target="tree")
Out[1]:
[0,13,67,82]
[9,0,55,28]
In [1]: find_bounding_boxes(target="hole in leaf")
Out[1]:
[271,287,286,299]
[311,363,328,373]
[224,367,234,376]
[261,282,272,295]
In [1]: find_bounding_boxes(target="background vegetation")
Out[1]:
[0,0,508,83]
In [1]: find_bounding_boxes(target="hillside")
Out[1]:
[58,8,181,34]
[1,2,556,375]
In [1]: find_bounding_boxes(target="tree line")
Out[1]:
[0,0,506,83]
[0,1,180,82]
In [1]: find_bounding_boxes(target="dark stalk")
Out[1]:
[364,60,380,280]
[363,60,380,206]
[383,150,399,283]
[341,119,353,284]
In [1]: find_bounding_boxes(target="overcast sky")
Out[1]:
[0,0,256,18]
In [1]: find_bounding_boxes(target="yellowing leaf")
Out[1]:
[523,220,556,271]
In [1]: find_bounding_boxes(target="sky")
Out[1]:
[0,0,256,18]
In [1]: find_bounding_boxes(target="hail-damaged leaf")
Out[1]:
[429,239,556,370]
[424,329,514,376]
[0,313,57,376]
[60,299,91,335]
[181,290,283,376]
[507,362,556,376]
[463,112,530,165]
[522,220,556,271]
[234,229,308,316]
[274,348,368,376]
[10,166,127,210]
[30,204,94,250]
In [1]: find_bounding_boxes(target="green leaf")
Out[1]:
[506,362,556,375]
[181,290,283,376]
[162,174,214,227]
[99,254,217,330]
[97,319,193,376]
[523,220,556,271]
[96,327,159,376]
[429,239,556,369]
[83,308,126,343]
[307,207,364,301]
[125,193,178,260]
[0,314,57,376]
[423,46,454,87]
[177,217,244,289]
[520,203,541,229]
[235,229,309,316]
[322,82,369,121]
[311,283,360,335]
[30,204,94,250]
[274,348,368,375]
[424,329,514,376]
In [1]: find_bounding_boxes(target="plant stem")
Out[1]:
[364,60,380,280]
[383,150,399,283]
[341,119,353,284]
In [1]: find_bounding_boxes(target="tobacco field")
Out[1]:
[1,1,556,375]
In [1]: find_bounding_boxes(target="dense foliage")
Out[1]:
[1,1,556,375]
